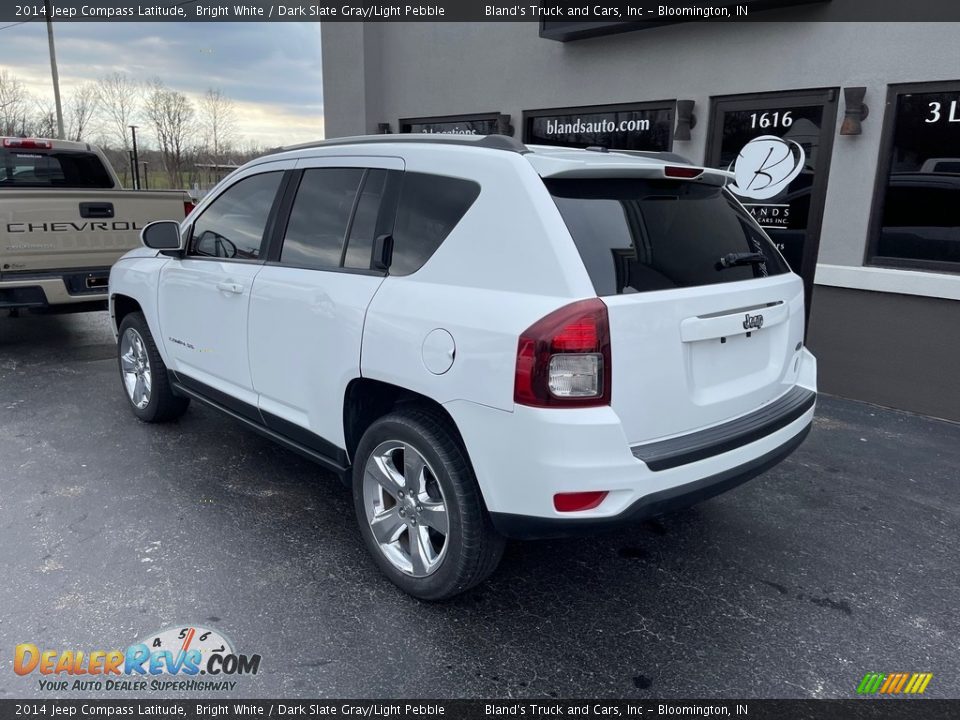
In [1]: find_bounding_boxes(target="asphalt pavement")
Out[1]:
[1,310,958,699]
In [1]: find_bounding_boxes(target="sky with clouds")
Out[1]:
[0,21,325,148]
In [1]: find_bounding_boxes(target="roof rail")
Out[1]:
[272,133,529,155]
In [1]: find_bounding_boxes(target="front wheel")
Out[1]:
[353,408,505,600]
[117,312,189,423]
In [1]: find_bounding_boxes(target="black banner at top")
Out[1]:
[2,0,959,22]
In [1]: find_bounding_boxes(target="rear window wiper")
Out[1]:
[717,251,766,269]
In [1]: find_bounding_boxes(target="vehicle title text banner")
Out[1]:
[4,0,960,22]
[0,700,958,720]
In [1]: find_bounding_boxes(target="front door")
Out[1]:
[158,167,288,408]
[706,89,839,322]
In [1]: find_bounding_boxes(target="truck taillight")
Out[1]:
[514,298,611,408]
[3,138,52,149]
[184,200,195,217]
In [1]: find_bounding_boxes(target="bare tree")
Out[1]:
[237,138,267,162]
[31,99,59,138]
[66,83,99,141]
[0,68,30,136]
[144,80,195,188]
[95,72,140,151]
[198,88,237,164]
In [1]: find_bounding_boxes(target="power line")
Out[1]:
[0,21,31,31]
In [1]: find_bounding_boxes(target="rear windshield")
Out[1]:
[546,178,789,296]
[0,149,115,188]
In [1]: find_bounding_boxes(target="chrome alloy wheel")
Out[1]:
[362,440,450,577]
[119,328,152,409]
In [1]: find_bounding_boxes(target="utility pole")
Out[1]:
[141,161,149,190]
[43,0,64,139]
[129,125,141,189]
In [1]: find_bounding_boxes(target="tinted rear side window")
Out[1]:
[281,168,364,269]
[546,178,789,296]
[344,169,389,270]
[390,172,480,276]
[0,150,114,188]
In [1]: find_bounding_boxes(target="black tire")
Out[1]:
[117,312,189,423]
[352,407,505,600]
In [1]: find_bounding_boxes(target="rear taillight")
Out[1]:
[183,200,195,217]
[3,138,52,149]
[514,298,611,408]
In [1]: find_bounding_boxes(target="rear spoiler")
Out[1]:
[534,160,732,186]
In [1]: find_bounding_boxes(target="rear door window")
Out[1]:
[545,178,789,296]
[0,149,114,188]
[343,169,390,270]
[280,168,365,269]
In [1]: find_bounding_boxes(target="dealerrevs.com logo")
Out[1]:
[14,625,261,692]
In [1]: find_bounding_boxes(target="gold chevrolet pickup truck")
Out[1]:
[1,137,192,313]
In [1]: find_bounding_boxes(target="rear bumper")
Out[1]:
[445,348,817,539]
[630,385,815,471]
[491,420,811,539]
[0,268,110,309]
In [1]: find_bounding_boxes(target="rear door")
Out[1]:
[546,176,806,445]
[247,156,402,453]
[157,163,290,407]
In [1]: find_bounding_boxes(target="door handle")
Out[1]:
[216,281,244,294]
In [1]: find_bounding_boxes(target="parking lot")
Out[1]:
[1,310,958,699]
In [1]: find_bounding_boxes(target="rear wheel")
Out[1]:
[353,408,505,600]
[117,312,189,423]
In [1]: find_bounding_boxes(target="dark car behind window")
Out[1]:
[877,176,960,265]
[546,178,790,296]
[0,149,115,188]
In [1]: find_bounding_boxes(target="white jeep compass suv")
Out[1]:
[109,134,816,600]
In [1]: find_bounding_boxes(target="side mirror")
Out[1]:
[141,220,183,251]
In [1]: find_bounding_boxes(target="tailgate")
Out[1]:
[545,174,806,445]
[605,274,805,443]
[1,189,185,273]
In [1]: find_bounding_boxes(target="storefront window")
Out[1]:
[869,82,960,272]
[523,102,674,151]
[399,113,508,135]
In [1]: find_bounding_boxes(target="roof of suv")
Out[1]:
[259,134,728,184]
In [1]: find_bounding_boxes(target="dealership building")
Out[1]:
[320,15,960,421]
